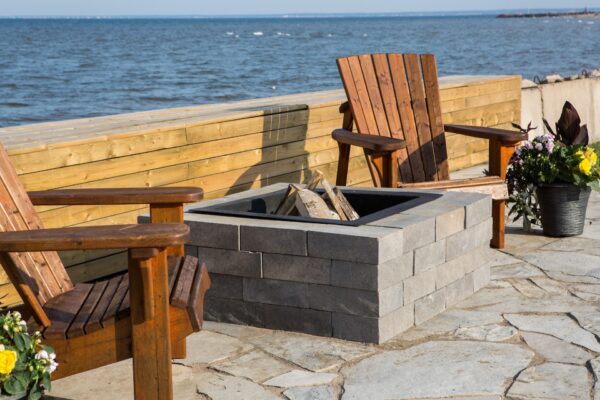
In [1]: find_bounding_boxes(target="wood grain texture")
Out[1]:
[29,187,203,205]
[0,224,189,252]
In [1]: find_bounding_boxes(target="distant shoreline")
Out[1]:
[1,8,600,19]
[497,11,600,19]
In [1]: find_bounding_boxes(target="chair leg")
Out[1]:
[171,338,187,359]
[129,248,173,400]
[491,199,505,249]
[489,139,521,250]
[382,150,399,188]
[336,143,351,186]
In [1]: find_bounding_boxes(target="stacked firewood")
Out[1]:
[274,170,360,221]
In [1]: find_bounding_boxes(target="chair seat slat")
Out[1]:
[85,275,123,334]
[43,283,93,339]
[67,280,108,338]
[101,275,129,328]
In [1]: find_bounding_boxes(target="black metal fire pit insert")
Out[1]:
[189,187,441,226]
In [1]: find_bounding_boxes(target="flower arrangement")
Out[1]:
[0,312,57,399]
[507,133,600,226]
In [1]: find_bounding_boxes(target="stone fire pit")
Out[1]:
[182,183,492,344]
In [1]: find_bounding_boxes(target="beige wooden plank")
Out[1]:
[66,252,128,284]
[439,77,521,102]
[19,119,343,191]
[0,284,22,308]
[442,100,520,125]
[440,89,521,114]
[10,129,188,175]
[59,249,124,268]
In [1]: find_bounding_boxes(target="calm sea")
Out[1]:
[0,15,599,127]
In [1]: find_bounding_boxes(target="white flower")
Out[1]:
[49,353,56,360]
[35,350,49,360]
[13,311,21,319]
[19,320,26,326]
[0,344,4,352]
[45,360,58,374]
[3,325,8,331]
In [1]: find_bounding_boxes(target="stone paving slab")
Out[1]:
[48,189,600,400]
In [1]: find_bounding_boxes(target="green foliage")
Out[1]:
[0,312,57,397]
[507,133,600,226]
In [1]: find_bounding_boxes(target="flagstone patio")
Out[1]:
[47,166,600,400]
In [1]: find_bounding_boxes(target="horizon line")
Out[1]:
[1,7,598,18]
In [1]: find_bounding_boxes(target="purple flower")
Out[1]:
[523,141,532,149]
[546,141,554,153]
[535,143,543,151]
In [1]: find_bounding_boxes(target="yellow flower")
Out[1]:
[576,149,585,159]
[0,350,17,375]
[579,158,592,176]
[585,148,598,165]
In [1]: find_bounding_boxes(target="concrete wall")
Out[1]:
[521,76,600,142]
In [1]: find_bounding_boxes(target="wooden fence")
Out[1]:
[0,74,521,306]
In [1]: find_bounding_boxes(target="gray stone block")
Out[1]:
[414,239,446,274]
[379,283,404,316]
[435,254,466,289]
[369,213,435,253]
[465,196,493,228]
[243,278,308,308]
[185,214,240,250]
[330,260,379,291]
[435,207,466,240]
[263,253,331,284]
[463,247,491,274]
[403,267,436,304]
[414,289,446,325]
[307,225,403,264]
[184,244,198,258]
[263,304,332,337]
[204,297,264,326]
[205,274,243,300]
[241,225,307,256]
[446,218,493,261]
[332,312,380,343]
[331,252,413,291]
[444,274,475,307]
[199,247,261,277]
[307,285,379,317]
[390,304,415,335]
[333,305,414,343]
[472,264,491,291]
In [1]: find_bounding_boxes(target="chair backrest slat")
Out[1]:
[337,52,450,183]
[358,54,391,136]
[371,54,413,182]
[0,144,73,323]
[421,54,450,180]
[388,54,426,182]
[403,54,439,181]
[342,56,380,134]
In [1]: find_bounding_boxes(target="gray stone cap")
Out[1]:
[184,184,490,240]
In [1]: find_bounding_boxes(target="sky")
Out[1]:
[1,0,599,16]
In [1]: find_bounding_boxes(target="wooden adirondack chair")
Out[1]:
[0,144,210,399]
[333,53,527,248]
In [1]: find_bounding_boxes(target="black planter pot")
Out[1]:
[536,183,590,237]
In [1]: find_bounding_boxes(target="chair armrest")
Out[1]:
[444,124,527,143]
[0,224,189,252]
[28,187,203,206]
[332,129,407,152]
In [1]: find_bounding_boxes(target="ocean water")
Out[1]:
[0,15,599,127]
